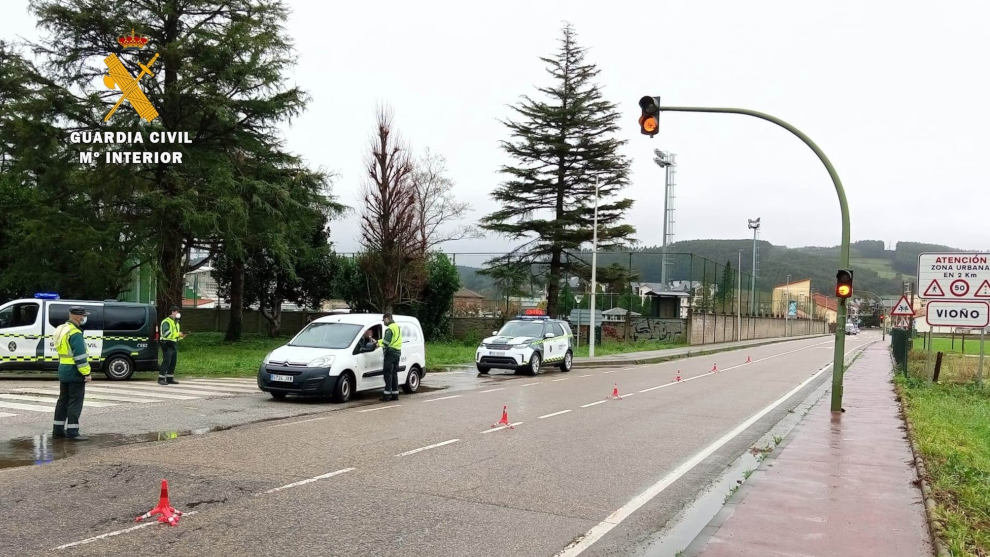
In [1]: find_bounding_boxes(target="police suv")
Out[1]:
[0,294,160,380]
[476,313,574,375]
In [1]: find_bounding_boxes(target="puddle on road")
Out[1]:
[0,426,229,470]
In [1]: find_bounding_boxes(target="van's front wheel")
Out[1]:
[331,372,354,403]
[104,355,134,381]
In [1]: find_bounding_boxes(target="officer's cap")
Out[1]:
[170,306,180,313]
[69,306,89,316]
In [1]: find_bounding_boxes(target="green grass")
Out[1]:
[896,375,989,555]
[851,256,899,279]
[914,336,989,356]
[426,341,479,370]
[573,339,684,358]
[175,332,290,377]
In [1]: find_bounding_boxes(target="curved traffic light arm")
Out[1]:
[657,105,851,413]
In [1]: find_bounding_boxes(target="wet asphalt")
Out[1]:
[0,334,876,556]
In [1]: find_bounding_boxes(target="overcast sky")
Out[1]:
[4,0,988,268]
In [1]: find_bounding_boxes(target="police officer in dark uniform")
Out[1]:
[52,306,92,440]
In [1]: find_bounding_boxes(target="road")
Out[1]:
[0,333,876,556]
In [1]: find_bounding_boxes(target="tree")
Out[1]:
[482,24,634,317]
[410,253,460,341]
[31,0,311,320]
[410,149,477,255]
[481,256,531,318]
[360,107,422,311]
[717,260,735,313]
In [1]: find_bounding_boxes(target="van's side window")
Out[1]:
[0,302,40,329]
[551,322,565,337]
[48,304,104,330]
[104,306,146,331]
[400,325,419,344]
[368,324,382,340]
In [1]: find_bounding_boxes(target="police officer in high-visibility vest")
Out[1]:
[378,313,402,401]
[52,306,92,440]
[159,307,185,385]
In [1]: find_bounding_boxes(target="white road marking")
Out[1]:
[538,409,572,419]
[639,384,673,393]
[0,394,117,408]
[552,378,569,382]
[0,401,56,412]
[422,395,461,403]
[180,381,259,392]
[12,388,161,404]
[358,404,401,413]
[260,467,355,494]
[619,392,636,398]
[555,345,867,557]
[268,416,331,428]
[97,384,230,397]
[482,421,523,433]
[520,382,539,387]
[577,374,592,378]
[82,386,198,400]
[580,400,608,408]
[53,511,199,551]
[602,370,620,374]
[395,439,460,457]
[479,388,505,393]
[0,412,17,418]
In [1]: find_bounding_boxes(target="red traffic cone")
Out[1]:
[491,405,513,429]
[746,356,752,364]
[610,384,622,400]
[675,370,681,382]
[711,363,718,373]
[135,479,184,526]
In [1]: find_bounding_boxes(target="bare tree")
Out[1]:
[360,107,421,311]
[410,149,478,255]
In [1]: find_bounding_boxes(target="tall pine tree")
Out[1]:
[482,24,633,316]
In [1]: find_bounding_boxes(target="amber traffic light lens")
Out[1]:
[640,116,658,133]
[836,285,851,298]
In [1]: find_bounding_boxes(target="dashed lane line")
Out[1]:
[260,467,356,494]
[358,404,401,413]
[422,395,461,403]
[580,400,608,408]
[479,388,505,393]
[538,409,572,420]
[396,439,460,457]
[482,422,523,434]
[53,512,199,551]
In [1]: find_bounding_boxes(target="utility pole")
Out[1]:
[589,178,600,359]
[653,151,676,287]
[785,274,791,337]
[737,250,742,341]
[748,218,760,314]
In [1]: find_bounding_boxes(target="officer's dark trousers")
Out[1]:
[53,381,85,438]
[160,341,177,379]
[383,350,400,395]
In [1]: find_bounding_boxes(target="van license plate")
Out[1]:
[490,351,506,357]
[270,374,293,383]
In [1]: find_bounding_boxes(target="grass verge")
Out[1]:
[176,332,290,377]
[897,357,989,555]
[913,336,989,356]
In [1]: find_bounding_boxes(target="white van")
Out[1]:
[257,313,426,402]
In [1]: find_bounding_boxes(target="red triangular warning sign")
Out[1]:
[975,279,990,298]
[890,295,914,316]
[923,280,945,298]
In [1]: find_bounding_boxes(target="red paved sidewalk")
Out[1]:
[695,342,934,557]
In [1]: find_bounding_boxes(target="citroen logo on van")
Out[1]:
[7,342,15,352]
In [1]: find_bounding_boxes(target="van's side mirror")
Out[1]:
[492,331,498,336]
[544,332,554,339]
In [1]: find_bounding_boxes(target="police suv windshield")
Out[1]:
[496,320,545,339]
[289,323,362,349]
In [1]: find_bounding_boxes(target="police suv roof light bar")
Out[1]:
[34,292,60,300]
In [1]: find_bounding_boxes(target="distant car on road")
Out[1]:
[845,322,860,335]
[475,314,573,375]
[257,313,425,402]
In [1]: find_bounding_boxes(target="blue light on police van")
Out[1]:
[34,292,60,300]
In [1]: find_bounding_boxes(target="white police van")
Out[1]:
[257,313,426,402]
[0,293,160,380]
[475,312,574,375]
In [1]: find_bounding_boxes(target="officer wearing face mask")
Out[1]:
[159,306,186,385]
[52,306,92,440]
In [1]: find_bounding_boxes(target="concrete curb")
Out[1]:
[890,349,951,557]
[572,334,829,369]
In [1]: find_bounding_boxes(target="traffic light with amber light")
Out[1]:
[639,96,660,137]
[835,269,853,299]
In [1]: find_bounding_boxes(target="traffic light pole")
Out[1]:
[658,105,851,412]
